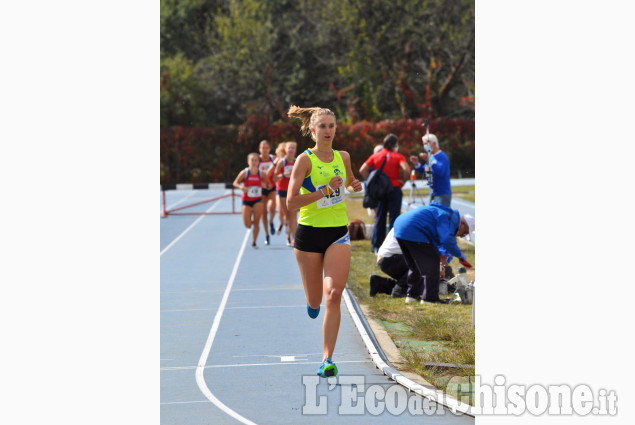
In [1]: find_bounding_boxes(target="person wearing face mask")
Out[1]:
[359,133,410,253]
[410,133,452,206]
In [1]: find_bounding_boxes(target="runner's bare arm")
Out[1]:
[232,169,247,193]
[339,151,363,193]
[266,158,279,184]
[286,153,323,211]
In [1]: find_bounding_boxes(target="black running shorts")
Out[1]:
[294,224,349,254]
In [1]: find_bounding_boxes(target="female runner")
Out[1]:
[268,142,287,236]
[270,141,298,246]
[258,140,277,245]
[233,152,265,248]
[286,106,363,377]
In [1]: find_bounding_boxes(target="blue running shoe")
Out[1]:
[307,304,320,319]
[317,358,338,377]
[265,235,270,245]
[270,222,275,235]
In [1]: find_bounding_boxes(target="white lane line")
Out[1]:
[195,229,258,425]
[225,304,306,310]
[451,198,475,206]
[165,190,197,210]
[161,286,304,294]
[161,400,210,405]
[160,191,227,257]
[280,356,298,362]
[161,308,217,312]
[161,305,307,313]
[232,286,303,291]
[165,360,368,371]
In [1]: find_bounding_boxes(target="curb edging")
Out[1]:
[342,288,475,417]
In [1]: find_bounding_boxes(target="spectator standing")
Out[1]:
[359,134,410,252]
[410,133,452,206]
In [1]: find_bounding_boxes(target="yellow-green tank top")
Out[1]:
[298,149,348,227]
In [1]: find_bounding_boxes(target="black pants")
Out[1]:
[379,254,408,289]
[372,187,403,251]
[396,238,440,302]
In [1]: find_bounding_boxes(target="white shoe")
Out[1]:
[405,296,418,304]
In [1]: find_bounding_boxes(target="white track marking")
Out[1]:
[280,356,297,362]
[161,305,307,313]
[195,229,258,425]
[232,286,304,291]
[160,193,226,256]
[165,360,368,371]
[165,190,197,210]
[225,304,306,310]
[161,400,210,405]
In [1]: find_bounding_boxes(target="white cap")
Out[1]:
[462,214,475,241]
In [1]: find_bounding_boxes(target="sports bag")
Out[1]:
[362,154,393,208]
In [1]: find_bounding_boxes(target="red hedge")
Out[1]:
[160,117,474,185]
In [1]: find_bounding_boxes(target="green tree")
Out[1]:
[160,0,222,62]
[307,0,475,120]
[160,54,208,127]
[159,0,475,126]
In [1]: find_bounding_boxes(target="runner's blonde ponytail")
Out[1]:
[287,105,335,139]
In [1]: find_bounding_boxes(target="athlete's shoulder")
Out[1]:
[296,150,311,162]
[294,151,312,168]
[336,150,350,161]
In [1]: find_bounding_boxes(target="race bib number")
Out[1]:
[316,186,343,209]
[259,162,272,174]
[247,186,262,197]
[283,165,293,177]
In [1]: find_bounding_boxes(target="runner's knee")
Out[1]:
[325,287,343,306]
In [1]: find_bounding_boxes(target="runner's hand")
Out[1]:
[350,178,362,192]
[329,176,343,190]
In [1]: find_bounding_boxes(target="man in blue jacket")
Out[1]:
[393,202,473,304]
[410,133,452,206]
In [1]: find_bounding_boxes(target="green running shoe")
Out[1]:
[317,358,338,377]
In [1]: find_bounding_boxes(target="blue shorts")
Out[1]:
[277,190,288,198]
[262,187,275,196]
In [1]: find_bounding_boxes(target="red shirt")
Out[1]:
[364,148,406,187]
[276,158,294,191]
[242,168,263,201]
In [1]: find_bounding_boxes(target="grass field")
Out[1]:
[345,185,475,224]
[345,187,476,404]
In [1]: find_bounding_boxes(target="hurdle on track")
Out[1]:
[161,183,241,218]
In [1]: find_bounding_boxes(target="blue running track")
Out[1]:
[161,188,474,424]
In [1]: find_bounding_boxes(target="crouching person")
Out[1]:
[369,228,408,298]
